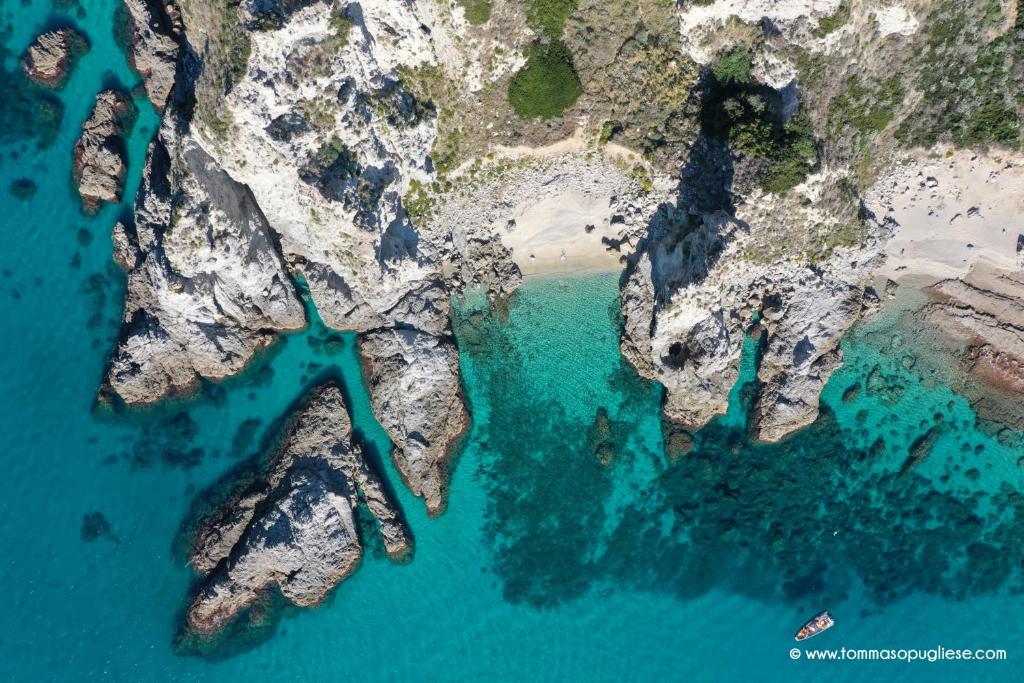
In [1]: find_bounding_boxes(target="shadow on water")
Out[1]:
[453,288,1024,616]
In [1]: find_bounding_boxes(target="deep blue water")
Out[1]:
[1,1,1022,680]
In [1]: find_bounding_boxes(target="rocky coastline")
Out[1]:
[98,0,1024,636]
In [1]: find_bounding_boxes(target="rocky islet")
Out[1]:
[21,27,89,88]
[186,382,410,635]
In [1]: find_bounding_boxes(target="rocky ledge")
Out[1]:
[359,328,469,516]
[921,263,1024,429]
[186,382,411,636]
[21,27,89,88]
[119,0,181,111]
[72,89,135,213]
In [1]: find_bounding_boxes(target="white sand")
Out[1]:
[869,150,1024,283]
[500,191,624,276]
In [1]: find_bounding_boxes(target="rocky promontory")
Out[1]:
[103,120,306,403]
[72,89,135,213]
[21,27,89,88]
[620,180,889,442]
[186,382,410,635]
[359,328,469,516]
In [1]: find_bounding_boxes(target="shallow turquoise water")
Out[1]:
[1,1,1023,680]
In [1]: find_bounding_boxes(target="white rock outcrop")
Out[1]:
[359,328,469,516]
[104,121,306,403]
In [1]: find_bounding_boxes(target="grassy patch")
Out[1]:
[895,0,1020,148]
[829,75,904,135]
[526,0,578,37]
[458,0,493,25]
[815,0,851,36]
[507,40,582,120]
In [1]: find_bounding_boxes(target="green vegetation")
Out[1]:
[181,0,252,137]
[815,0,851,36]
[507,40,582,120]
[457,0,493,25]
[711,47,754,85]
[565,0,701,168]
[828,75,904,135]
[301,137,356,180]
[526,0,578,37]
[403,178,434,225]
[895,0,1020,148]
[598,120,622,145]
[701,48,819,194]
[328,3,353,49]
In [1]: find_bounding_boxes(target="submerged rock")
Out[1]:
[72,89,135,213]
[186,382,410,636]
[359,328,469,516]
[21,28,89,88]
[80,511,118,542]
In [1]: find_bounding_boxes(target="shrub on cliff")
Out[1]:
[701,47,819,195]
[507,40,582,120]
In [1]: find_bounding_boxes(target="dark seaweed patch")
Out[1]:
[454,294,1024,615]
[9,178,37,200]
[81,511,118,542]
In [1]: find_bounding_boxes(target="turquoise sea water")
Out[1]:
[1,1,1023,680]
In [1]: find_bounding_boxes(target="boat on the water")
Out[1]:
[794,610,835,641]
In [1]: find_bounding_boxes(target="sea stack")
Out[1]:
[21,28,89,88]
[186,382,411,635]
[72,89,135,212]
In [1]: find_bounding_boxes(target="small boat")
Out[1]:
[794,610,835,641]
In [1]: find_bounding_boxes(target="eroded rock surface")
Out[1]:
[103,121,305,403]
[72,89,135,212]
[105,0,471,513]
[621,179,889,442]
[359,328,469,516]
[120,0,181,110]
[921,264,1024,427]
[187,382,410,635]
[21,28,88,87]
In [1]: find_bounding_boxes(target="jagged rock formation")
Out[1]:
[119,0,181,111]
[107,0,1024,511]
[359,328,468,516]
[72,89,135,213]
[21,27,88,88]
[621,178,890,442]
[106,0,469,513]
[187,382,410,635]
[104,121,306,403]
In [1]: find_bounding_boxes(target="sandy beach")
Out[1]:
[499,190,626,276]
[869,150,1024,283]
